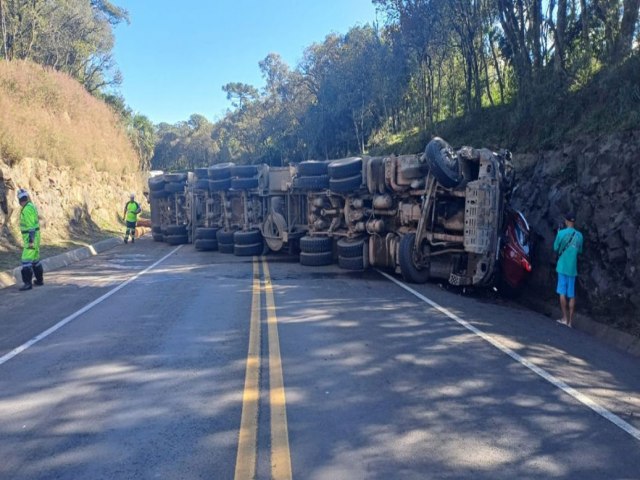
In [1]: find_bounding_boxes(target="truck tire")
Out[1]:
[298,160,328,176]
[337,237,367,258]
[194,179,209,190]
[231,177,259,190]
[163,172,188,182]
[194,239,218,251]
[150,190,169,199]
[234,229,262,245]
[425,137,462,188]
[300,251,333,266]
[165,224,187,236]
[196,227,218,240]
[209,178,231,192]
[399,233,430,283]
[300,236,332,253]
[165,234,189,245]
[338,255,366,271]
[329,174,362,193]
[293,175,330,190]
[208,162,235,180]
[216,229,235,245]
[164,182,186,193]
[219,243,234,254]
[234,242,264,256]
[231,164,260,178]
[148,176,166,191]
[194,168,209,179]
[328,157,362,179]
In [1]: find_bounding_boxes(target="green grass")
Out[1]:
[372,54,640,153]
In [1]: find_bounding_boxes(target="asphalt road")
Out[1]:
[0,237,638,480]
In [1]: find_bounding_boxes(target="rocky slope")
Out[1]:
[0,157,146,256]
[511,129,640,335]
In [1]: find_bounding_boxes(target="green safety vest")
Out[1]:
[125,201,141,222]
[20,202,39,235]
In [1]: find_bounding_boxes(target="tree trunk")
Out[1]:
[613,0,640,63]
[554,0,567,74]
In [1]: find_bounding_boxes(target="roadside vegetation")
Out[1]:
[151,0,639,170]
[0,60,137,174]
[0,0,155,172]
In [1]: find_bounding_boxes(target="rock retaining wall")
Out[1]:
[0,157,147,253]
[511,129,640,335]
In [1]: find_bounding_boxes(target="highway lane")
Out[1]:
[0,239,254,479]
[265,259,640,479]
[0,236,639,479]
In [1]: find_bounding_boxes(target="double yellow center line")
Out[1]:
[234,257,292,480]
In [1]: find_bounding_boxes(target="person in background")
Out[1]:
[123,193,141,244]
[17,189,44,291]
[553,211,583,327]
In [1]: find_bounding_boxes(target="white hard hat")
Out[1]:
[17,189,29,200]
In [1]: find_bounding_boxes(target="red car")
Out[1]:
[499,208,533,293]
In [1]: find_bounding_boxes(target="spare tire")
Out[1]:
[425,137,462,188]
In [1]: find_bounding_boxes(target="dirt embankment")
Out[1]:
[512,130,640,336]
[0,60,147,266]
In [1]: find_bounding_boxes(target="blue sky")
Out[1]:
[113,1,380,125]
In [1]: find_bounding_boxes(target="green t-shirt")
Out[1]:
[554,227,583,277]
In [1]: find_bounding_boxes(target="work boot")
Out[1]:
[124,236,128,244]
[33,262,44,286]
[20,267,33,291]
[131,236,135,244]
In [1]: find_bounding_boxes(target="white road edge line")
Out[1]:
[377,269,640,442]
[0,245,183,367]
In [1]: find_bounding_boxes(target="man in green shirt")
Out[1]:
[553,212,583,327]
[17,189,44,291]
[122,193,141,244]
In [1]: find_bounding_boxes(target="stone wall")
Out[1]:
[511,129,640,335]
[0,157,147,253]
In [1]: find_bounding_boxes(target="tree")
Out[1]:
[0,0,128,92]
[222,82,259,109]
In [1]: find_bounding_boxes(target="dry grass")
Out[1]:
[0,60,137,174]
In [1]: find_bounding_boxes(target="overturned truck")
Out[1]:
[147,137,532,291]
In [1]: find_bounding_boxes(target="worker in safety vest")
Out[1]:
[17,189,44,291]
[123,193,141,244]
